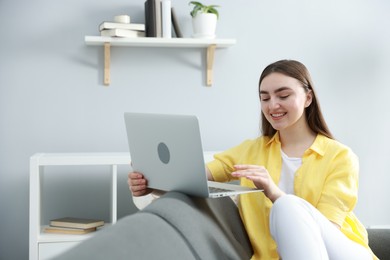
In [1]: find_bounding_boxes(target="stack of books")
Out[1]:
[144,0,182,38]
[99,17,146,38]
[44,217,105,235]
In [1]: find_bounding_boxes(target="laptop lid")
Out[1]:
[124,112,210,197]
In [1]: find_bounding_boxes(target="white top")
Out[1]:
[278,150,302,194]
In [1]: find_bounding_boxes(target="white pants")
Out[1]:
[269,195,371,260]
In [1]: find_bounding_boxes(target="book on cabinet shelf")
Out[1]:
[43,226,97,235]
[100,28,146,38]
[50,217,105,229]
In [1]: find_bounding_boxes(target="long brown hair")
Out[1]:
[258,60,333,139]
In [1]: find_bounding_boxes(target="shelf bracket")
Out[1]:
[104,42,111,86]
[206,44,216,86]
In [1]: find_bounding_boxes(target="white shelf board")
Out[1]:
[85,36,236,48]
[31,153,131,166]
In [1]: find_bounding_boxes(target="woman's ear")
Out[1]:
[305,90,313,108]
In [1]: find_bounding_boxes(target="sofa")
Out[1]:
[56,191,389,260]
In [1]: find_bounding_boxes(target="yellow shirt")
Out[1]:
[207,133,377,260]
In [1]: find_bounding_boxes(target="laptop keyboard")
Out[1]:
[209,186,235,194]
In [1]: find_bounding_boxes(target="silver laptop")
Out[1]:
[124,112,263,198]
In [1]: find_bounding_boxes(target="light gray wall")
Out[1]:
[1,0,389,259]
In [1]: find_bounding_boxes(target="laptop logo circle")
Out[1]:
[157,142,170,164]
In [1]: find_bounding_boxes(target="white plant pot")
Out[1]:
[192,13,217,39]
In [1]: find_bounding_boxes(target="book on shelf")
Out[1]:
[50,217,104,229]
[161,0,172,38]
[43,226,97,235]
[171,7,182,38]
[145,0,182,38]
[100,28,146,38]
[155,0,162,37]
[99,21,145,32]
[145,0,157,37]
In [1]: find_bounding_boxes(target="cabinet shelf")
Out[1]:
[84,36,236,86]
[29,153,131,260]
[29,152,217,259]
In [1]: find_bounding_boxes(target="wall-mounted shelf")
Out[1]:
[84,36,236,86]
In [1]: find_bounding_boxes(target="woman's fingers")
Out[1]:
[232,165,267,177]
[234,164,265,169]
[128,172,143,179]
[128,172,148,196]
[232,164,284,202]
[231,164,271,190]
[130,178,146,186]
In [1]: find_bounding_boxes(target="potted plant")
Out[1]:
[189,1,220,39]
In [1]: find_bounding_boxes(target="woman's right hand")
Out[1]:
[231,164,284,203]
[128,172,153,197]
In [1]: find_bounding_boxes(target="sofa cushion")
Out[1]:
[143,191,253,260]
[367,228,390,259]
[56,212,197,260]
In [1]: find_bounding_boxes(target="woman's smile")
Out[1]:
[271,112,287,120]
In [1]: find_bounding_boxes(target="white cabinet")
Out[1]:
[84,36,236,86]
[38,241,80,260]
[29,152,217,259]
[29,153,131,260]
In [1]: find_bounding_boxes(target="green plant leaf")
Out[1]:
[189,1,203,6]
[189,1,220,19]
[208,8,219,19]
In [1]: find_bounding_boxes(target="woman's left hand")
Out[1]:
[232,164,285,202]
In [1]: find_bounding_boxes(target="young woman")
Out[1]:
[129,60,377,259]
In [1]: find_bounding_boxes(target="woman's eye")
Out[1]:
[280,95,290,99]
[261,97,270,102]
